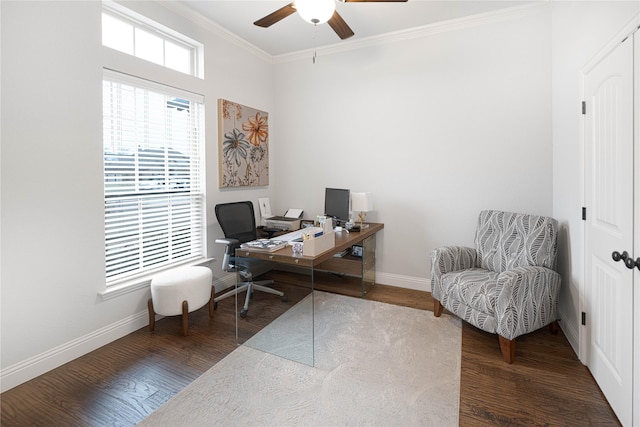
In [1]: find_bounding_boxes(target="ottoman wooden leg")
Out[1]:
[148,298,155,332]
[182,300,189,336]
[208,286,215,319]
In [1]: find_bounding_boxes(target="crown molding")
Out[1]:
[155,1,548,66]
[158,1,274,64]
[274,1,550,64]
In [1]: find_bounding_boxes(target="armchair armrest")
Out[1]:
[430,246,478,301]
[494,266,561,340]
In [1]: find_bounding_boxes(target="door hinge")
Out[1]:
[582,101,586,115]
[581,312,586,326]
[582,207,587,220]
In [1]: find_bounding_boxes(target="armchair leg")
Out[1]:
[498,335,515,364]
[433,299,443,317]
[549,320,559,334]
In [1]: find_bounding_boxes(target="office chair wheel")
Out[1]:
[281,295,288,302]
[240,308,248,318]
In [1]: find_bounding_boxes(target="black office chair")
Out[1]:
[214,201,287,318]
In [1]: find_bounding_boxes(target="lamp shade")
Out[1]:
[351,192,373,213]
[295,0,336,25]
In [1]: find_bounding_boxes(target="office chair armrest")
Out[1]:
[215,238,240,273]
[215,238,239,249]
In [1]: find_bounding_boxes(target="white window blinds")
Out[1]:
[103,70,205,284]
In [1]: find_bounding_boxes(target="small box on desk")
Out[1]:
[303,232,336,256]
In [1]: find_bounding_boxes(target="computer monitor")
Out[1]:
[324,188,350,226]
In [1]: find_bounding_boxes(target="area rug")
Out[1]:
[138,291,462,426]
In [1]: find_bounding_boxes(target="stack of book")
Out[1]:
[333,248,349,258]
[240,239,288,252]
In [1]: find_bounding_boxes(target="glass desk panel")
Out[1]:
[361,234,377,295]
[233,223,383,367]
[234,247,315,367]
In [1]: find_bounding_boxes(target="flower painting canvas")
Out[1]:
[218,99,269,188]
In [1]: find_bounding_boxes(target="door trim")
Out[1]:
[633,27,640,427]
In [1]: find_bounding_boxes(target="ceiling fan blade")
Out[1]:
[344,0,408,2]
[254,3,297,28]
[328,11,354,40]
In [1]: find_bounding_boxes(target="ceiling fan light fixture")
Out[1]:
[295,0,336,25]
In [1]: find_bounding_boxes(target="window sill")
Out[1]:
[99,258,215,301]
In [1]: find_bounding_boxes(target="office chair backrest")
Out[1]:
[215,201,258,244]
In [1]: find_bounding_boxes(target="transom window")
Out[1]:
[103,70,205,285]
[102,2,203,78]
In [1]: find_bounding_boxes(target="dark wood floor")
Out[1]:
[1,282,619,426]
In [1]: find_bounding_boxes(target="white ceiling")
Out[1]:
[177,1,541,56]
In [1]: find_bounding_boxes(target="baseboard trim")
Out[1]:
[214,271,429,293]
[0,272,423,392]
[213,273,236,293]
[0,310,149,393]
[376,272,430,292]
[557,307,580,361]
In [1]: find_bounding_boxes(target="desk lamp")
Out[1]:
[351,192,373,230]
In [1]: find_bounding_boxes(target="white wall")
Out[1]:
[551,1,640,356]
[0,0,274,391]
[272,5,553,287]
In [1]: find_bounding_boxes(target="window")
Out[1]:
[102,2,203,77]
[103,70,205,285]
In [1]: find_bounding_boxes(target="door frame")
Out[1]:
[633,27,640,427]
[580,12,639,425]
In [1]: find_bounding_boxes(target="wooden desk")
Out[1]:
[236,223,384,297]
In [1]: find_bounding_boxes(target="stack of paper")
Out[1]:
[240,239,288,252]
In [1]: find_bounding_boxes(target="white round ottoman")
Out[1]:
[148,266,214,336]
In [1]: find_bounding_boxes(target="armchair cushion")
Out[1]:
[475,210,558,273]
[441,269,499,317]
[440,269,500,334]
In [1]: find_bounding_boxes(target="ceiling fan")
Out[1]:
[254,0,408,41]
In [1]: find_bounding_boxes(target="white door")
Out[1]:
[584,34,634,426]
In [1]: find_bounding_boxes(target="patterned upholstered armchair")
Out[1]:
[430,210,561,363]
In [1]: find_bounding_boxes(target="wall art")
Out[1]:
[218,99,269,188]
